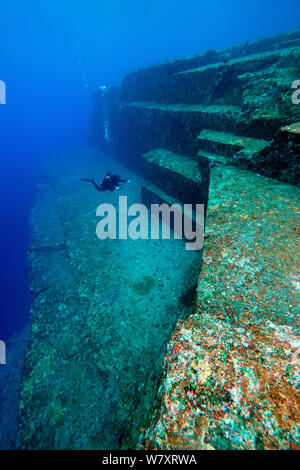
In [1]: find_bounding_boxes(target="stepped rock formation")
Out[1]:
[91,29,300,450]
[19,29,300,450]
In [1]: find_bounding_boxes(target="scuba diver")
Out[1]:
[81,172,130,192]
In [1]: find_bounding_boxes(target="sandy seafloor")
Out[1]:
[7,147,200,449]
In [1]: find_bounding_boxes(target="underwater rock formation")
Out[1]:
[237,122,300,185]
[90,28,300,450]
[91,28,300,171]
[17,150,199,449]
[20,29,300,450]
[140,165,300,450]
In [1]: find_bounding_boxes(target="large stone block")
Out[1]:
[141,148,209,207]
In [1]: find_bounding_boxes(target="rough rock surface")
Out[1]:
[19,28,300,450]
[121,29,300,105]
[17,149,199,449]
[140,166,300,450]
[89,29,300,451]
[234,122,300,185]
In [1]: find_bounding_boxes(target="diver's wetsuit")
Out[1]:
[81,172,129,192]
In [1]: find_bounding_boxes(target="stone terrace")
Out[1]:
[92,29,300,449]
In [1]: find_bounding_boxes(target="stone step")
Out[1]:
[197,150,229,166]
[197,129,270,158]
[121,101,280,145]
[121,103,241,157]
[142,180,203,219]
[142,181,183,208]
[141,148,209,207]
[173,47,299,84]
[271,38,300,50]
[238,122,300,185]
[121,30,300,104]
[123,102,241,137]
[169,47,299,104]
[141,161,300,451]
[125,101,241,119]
[237,67,295,85]
[141,181,205,245]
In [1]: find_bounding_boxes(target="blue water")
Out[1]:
[0,0,299,338]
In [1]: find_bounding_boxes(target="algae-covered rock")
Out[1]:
[140,313,300,450]
[132,276,156,296]
[140,166,300,450]
[240,122,300,185]
[18,149,199,450]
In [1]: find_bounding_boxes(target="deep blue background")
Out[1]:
[0,0,299,338]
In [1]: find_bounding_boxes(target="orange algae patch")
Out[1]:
[140,314,300,450]
[140,166,300,450]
